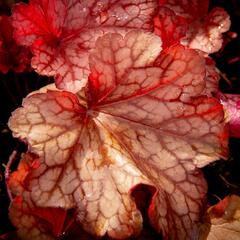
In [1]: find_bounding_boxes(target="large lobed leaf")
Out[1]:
[12,0,158,93]
[9,31,228,239]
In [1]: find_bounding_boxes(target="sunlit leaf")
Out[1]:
[12,0,158,92]
[158,1,230,53]
[8,153,68,240]
[153,7,186,49]
[183,8,231,54]
[9,31,228,239]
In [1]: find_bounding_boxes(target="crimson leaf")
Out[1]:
[158,1,231,54]
[12,0,158,93]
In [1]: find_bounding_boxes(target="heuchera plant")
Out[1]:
[2,0,240,239]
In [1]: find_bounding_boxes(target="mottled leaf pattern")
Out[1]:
[158,0,209,22]
[9,196,55,240]
[9,89,151,239]
[198,195,240,240]
[158,1,231,54]
[204,58,220,96]
[9,31,228,239]
[153,7,186,49]
[8,153,68,240]
[12,0,158,92]
[182,8,231,54]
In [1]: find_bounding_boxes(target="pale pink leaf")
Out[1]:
[88,32,228,238]
[12,0,158,92]
[8,158,68,240]
[9,31,228,239]
[158,1,231,54]
[9,89,150,239]
[88,31,205,105]
[149,171,207,239]
[182,8,231,54]
[198,195,240,240]
[217,93,240,138]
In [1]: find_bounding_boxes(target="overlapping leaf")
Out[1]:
[9,31,228,239]
[204,58,220,96]
[158,0,209,22]
[153,7,186,49]
[183,7,231,54]
[157,0,230,54]
[12,0,158,93]
[198,195,240,240]
[217,93,240,138]
[8,153,68,240]
[9,196,70,240]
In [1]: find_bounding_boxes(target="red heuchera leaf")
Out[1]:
[8,152,38,195]
[158,1,231,54]
[198,195,240,239]
[12,0,158,93]
[217,93,240,138]
[8,31,228,239]
[0,15,31,73]
[153,7,186,49]
[9,152,81,240]
[9,196,69,240]
[159,0,209,23]
[8,153,69,240]
[8,153,160,240]
[204,58,220,96]
[182,7,231,54]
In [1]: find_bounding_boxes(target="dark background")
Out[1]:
[0,0,240,239]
